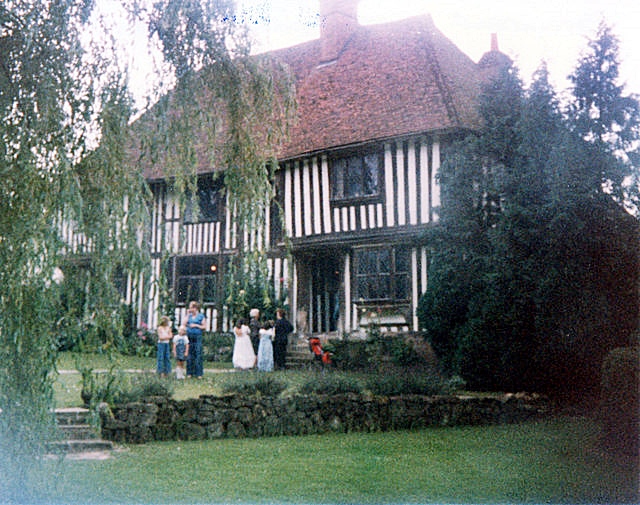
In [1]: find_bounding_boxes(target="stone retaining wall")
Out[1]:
[99,393,547,444]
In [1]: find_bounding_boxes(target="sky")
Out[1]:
[234,0,640,96]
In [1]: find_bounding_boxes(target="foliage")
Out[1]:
[599,346,640,454]
[418,24,640,395]
[366,367,453,396]
[202,331,234,362]
[221,375,287,397]
[132,0,296,316]
[568,22,640,209]
[84,370,174,407]
[298,374,362,395]
[327,332,427,371]
[0,0,149,498]
[1,1,293,495]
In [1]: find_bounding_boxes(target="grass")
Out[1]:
[54,352,236,408]
[27,417,638,504]
[54,352,365,407]
[43,353,640,503]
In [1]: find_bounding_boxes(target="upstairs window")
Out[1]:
[331,151,382,201]
[184,176,223,223]
[354,247,410,302]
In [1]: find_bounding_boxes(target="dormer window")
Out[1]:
[330,150,382,201]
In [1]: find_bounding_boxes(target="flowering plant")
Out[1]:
[137,321,153,341]
[134,322,156,356]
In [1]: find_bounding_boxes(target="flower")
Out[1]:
[137,322,153,341]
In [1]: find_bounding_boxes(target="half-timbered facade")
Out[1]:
[140,0,507,336]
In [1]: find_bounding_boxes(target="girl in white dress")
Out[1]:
[232,318,256,370]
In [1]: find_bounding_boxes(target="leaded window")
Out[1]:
[331,151,381,200]
[173,255,218,304]
[184,176,223,223]
[355,247,410,302]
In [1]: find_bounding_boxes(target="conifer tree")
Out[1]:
[418,23,639,394]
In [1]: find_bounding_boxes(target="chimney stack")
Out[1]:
[490,33,499,52]
[319,0,359,63]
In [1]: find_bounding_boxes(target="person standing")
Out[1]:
[249,308,261,354]
[232,318,256,370]
[156,316,173,377]
[273,309,293,370]
[172,325,189,380]
[185,301,206,378]
[257,320,274,372]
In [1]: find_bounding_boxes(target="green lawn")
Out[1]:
[54,352,236,407]
[46,353,639,504]
[28,417,638,504]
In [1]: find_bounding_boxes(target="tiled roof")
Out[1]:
[139,15,494,179]
[272,15,485,160]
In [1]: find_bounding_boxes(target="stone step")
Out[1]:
[57,424,99,440]
[55,407,91,425]
[51,408,114,457]
[48,439,114,454]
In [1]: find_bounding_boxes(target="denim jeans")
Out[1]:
[186,335,203,377]
[156,342,171,375]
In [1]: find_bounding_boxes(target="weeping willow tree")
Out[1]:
[2,0,294,494]
[0,0,152,500]
[132,0,296,319]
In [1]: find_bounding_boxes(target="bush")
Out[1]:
[92,372,174,406]
[299,374,362,395]
[599,346,639,454]
[203,332,234,362]
[328,333,427,371]
[366,367,451,396]
[222,375,287,397]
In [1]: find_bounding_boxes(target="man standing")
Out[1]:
[249,308,261,354]
[273,309,294,370]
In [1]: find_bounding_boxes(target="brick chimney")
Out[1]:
[478,32,512,74]
[490,32,499,52]
[319,0,359,64]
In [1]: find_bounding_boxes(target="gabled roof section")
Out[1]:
[271,15,485,160]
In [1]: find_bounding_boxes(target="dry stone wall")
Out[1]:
[99,393,547,444]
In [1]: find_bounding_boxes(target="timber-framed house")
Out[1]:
[140,0,508,337]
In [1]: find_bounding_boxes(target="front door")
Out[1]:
[310,254,341,334]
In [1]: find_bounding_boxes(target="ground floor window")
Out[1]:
[354,246,410,302]
[172,255,219,304]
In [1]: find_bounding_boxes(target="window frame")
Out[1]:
[172,255,219,305]
[183,176,223,224]
[353,246,411,303]
[330,149,383,203]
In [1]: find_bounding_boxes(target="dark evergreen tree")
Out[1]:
[418,23,639,396]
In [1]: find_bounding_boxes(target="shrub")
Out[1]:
[599,346,639,454]
[203,332,234,362]
[327,339,368,369]
[328,333,427,371]
[222,375,287,397]
[92,372,174,406]
[298,374,362,395]
[366,367,451,396]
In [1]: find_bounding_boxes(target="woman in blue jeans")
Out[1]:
[185,301,206,378]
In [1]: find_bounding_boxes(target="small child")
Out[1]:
[257,320,274,372]
[172,325,190,380]
[156,316,173,377]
